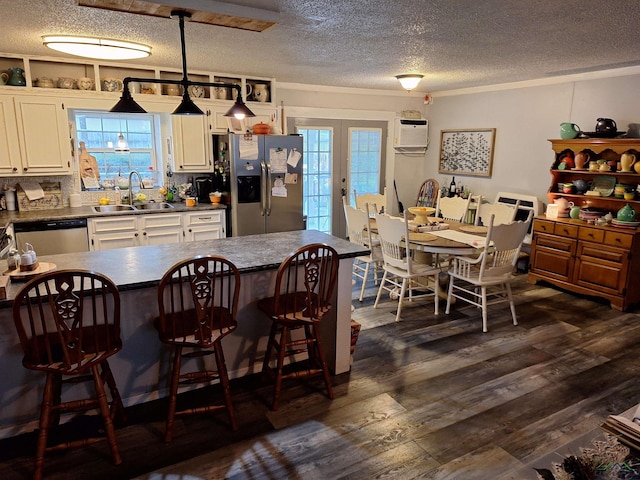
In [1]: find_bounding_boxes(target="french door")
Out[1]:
[288,117,387,238]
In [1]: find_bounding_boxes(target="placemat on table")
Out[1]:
[407,232,437,242]
[459,225,488,233]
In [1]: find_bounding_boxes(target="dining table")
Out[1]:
[369,216,488,254]
[369,216,489,299]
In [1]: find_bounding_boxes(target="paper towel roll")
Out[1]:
[69,194,82,208]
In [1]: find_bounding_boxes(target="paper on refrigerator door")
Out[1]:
[287,149,301,167]
[239,137,259,160]
[269,148,287,173]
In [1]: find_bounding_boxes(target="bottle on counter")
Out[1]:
[449,177,456,197]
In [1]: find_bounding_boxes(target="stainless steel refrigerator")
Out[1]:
[225,133,304,236]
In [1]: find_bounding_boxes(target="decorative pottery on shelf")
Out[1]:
[617,204,637,222]
[560,122,580,139]
[252,122,271,134]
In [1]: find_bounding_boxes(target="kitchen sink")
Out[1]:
[92,204,136,213]
[133,202,175,210]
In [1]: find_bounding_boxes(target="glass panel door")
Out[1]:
[348,127,382,207]
[298,127,333,234]
[289,118,387,238]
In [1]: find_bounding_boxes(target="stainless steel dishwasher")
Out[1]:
[14,219,90,255]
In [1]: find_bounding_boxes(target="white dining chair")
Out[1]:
[435,194,472,222]
[445,214,530,332]
[374,211,440,321]
[354,187,387,214]
[474,201,519,226]
[344,200,383,301]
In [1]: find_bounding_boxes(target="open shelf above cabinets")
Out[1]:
[0,53,275,104]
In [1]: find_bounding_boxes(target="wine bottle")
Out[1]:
[449,177,456,197]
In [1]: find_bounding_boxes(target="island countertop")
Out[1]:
[0,229,368,305]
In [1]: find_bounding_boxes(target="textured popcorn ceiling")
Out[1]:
[1,0,639,93]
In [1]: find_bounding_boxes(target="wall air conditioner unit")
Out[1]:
[394,118,428,150]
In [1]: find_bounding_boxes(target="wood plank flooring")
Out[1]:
[2,273,640,479]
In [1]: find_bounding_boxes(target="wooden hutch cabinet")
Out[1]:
[528,138,640,311]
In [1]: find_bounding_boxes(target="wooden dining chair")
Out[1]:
[344,200,383,301]
[445,214,530,332]
[354,187,387,214]
[12,269,126,480]
[474,201,519,226]
[258,243,339,411]
[416,178,440,208]
[156,255,241,442]
[374,212,440,321]
[435,194,472,222]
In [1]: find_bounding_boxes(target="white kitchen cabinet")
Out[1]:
[137,212,183,246]
[89,212,183,251]
[210,104,277,134]
[0,94,72,176]
[183,209,226,241]
[0,96,21,175]
[88,216,138,251]
[13,96,72,175]
[242,104,277,131]
[171,113,212,172]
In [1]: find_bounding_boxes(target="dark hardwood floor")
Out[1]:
[2,273,640,479]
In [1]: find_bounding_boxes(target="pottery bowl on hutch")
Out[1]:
[34,77,55,88]
[77,77,94,90]
[101,78,123,92]
[188,85,205,98]
[57,77,76,89]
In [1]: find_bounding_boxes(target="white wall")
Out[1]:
[424,73,640,208]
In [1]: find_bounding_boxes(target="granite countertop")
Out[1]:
[0,230,368,306]
[0,202,226,226]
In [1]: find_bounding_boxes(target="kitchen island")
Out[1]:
[0,229,368,439]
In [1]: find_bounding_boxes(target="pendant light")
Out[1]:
[110,10,255,118]
[115,133,130,153]
[395,74,424,91]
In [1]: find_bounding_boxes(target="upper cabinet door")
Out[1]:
[171,114,211,172]
[13,96,72,175]
[0,96,21,175]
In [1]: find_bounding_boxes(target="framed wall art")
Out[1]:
[438,128,496,177]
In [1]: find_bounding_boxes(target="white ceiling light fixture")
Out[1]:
[395,74,424,92]
[42,35,151,60]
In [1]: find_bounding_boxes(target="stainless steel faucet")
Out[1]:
[128,170,144,206]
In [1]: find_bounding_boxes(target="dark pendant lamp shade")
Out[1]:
[172,92,204,115]
[224,97,255,118]
[110,88,147,113]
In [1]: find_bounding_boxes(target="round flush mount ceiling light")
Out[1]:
[395,74,424,91]
[42,36,151,60]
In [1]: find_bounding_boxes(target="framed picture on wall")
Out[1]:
[438,128,496,177]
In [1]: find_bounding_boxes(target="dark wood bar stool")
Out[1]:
[258,243,339,411]
[12,269,125,480]
[156,255,241,442]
